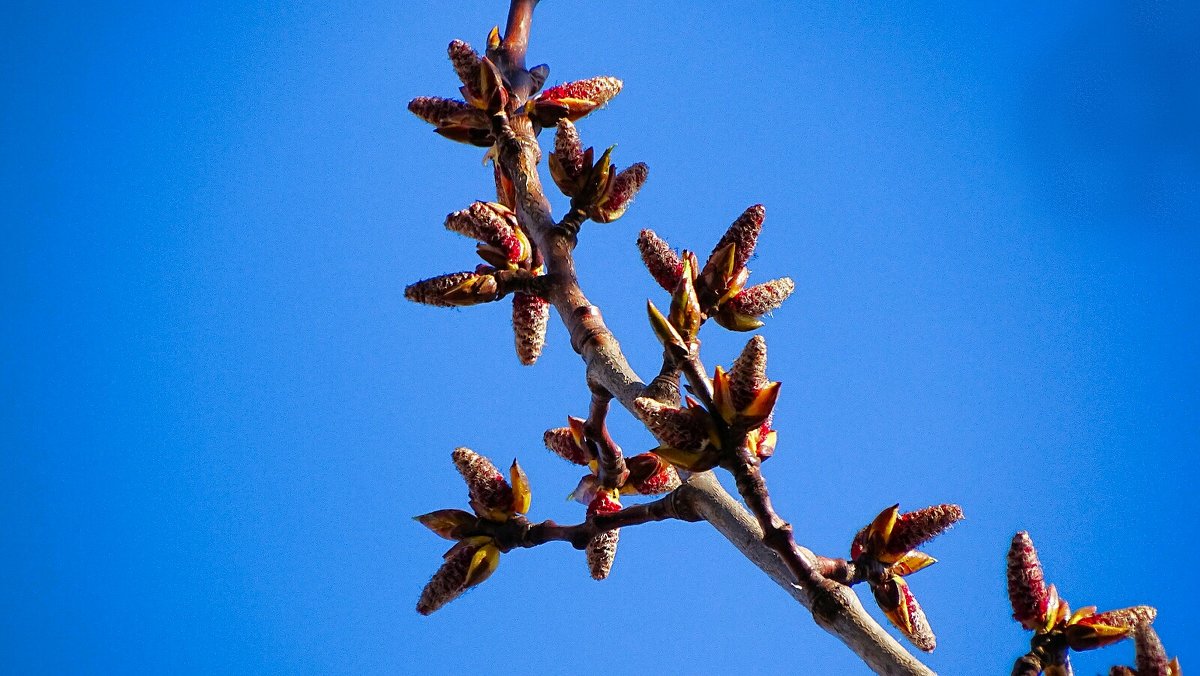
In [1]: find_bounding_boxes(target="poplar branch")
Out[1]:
[471,2,938,673]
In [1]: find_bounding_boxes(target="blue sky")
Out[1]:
[3,1,1197,673]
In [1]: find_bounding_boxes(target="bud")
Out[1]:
[882,504,964,561]
[873,576,936,652]
[590,162,648,223]
[478,57,508,115]
[586,491,622,580]
[433,124,495,147]
[624,452,681,495]
[413,509,478,541]
[528,64,550,94]
[647,300,687,353]
[579,146,615,206]
[698,241,741,307]
[509,459,532,515]
[1110,667,1137,676]
[637,229,684,292]
[406,271,495,307]
[512,293,549,365]
[452,447,515,522]
[1064,621,1134,652]
[890,551,938,577]
[711,204,765,274]
[408,96,489,129]
[438,273,500,306]
[1008,531,1051,630]
[633,397,711,452]
[543,417,591,465]
[416,537,500,615]
[726,278,796,317]
[668,256,702,342]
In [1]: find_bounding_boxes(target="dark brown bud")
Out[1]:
[447,40,483,99]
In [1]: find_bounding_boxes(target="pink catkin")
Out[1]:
[728,278,795,317]
[416,542,475,615]
[586,493,622,580]
[1134,624,1171,676]
[452,448,513,518]
[540,76,623,107]
[885,504,964,556]
[711,204,765,273]
[543,427,590,466]
[898,580,937,652]
[1082,606,1157,629]
[405,272,476,307]
[729,335,769,411]
[408,96,485,128]
[1007,531,1050,630]
[553,120,585,177]
[637,230,684,291]
[444,202,518,253]
[634,398,710,451]
[602,163,648,211]
[512,293,549,365]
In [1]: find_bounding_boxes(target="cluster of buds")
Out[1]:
[409,30,624,149]
[1109,624,1182,676]
[548,120,648,224]
[405,200,550,364]
[414,448,532,614]
[633,336,780,472]
[848,503,964,651]
[544,417,681,579]
[1007,531,1161,673]
[638,205,795,332]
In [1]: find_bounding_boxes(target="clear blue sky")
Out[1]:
[3,1,1196,673]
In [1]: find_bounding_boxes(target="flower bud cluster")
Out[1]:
[638,205,794,333]
[414,448,532,614]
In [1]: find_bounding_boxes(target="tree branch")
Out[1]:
[481,3,936,673]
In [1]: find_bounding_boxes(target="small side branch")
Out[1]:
[584,389,629,490]
[484,491,701,552]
